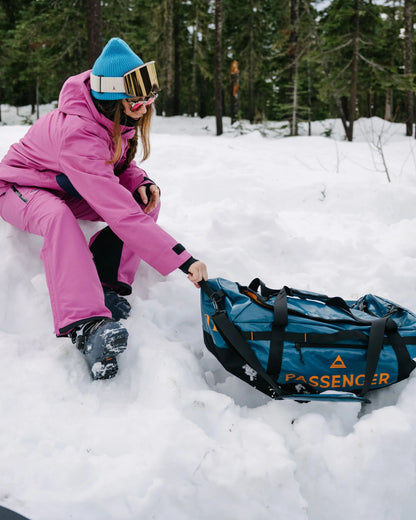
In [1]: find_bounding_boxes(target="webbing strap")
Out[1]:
[359,318,387,396]
[267,289,288,376]
[273,288,289,327]
[212,310,284,398]
[387,330,416,382]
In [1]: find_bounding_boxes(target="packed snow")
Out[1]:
[1,103,416,520]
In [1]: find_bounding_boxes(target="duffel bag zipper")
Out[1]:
[295,343,305,364]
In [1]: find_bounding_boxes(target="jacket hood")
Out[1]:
[58,71,136,138]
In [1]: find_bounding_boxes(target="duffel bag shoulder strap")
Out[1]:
[200,280,285,398]
[212,310,285,398]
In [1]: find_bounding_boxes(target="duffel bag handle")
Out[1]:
[199,279,226,312]
[199,279,213,297]
[249,278,351,313]
[249,278,327,301]
[248,278,278,298]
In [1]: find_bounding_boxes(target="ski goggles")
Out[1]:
[128,94,158,112]
[90,61,160,98]
[123,61,159,98]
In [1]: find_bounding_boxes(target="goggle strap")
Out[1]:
[90,74,125,94]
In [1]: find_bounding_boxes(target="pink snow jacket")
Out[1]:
[0,71,192,275]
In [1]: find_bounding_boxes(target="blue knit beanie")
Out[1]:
[91,38,143,100]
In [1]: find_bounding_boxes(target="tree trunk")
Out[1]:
[165,0,175,116]
[291,65,299,136]
[384,89,393,121]
[404,0,413,136]
[307,59,312,136]
[36,76,40,120]
[199,74,207,118]
[190,9,199,116]
[86,0,103,68]
[290,0,299,136]
[214,0,223,135]
[173,9,181,115]
[247,1,255,124]
[346,0,360,142]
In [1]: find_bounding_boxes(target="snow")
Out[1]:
[1,104,416,519]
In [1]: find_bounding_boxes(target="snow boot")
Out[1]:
[104,288,131,321]
[71,318,129,380]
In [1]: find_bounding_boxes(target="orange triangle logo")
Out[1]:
[330,355,346,369]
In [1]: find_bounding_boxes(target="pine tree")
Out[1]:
[318,0,383,140]
[2,0,88,108]
[224,0,287,123]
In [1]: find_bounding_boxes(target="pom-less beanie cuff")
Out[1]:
[91,38,143,100]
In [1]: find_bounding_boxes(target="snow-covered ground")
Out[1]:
[1,104,416,520]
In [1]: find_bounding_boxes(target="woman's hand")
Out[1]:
[187,261,208,288]
[137,184,160,214]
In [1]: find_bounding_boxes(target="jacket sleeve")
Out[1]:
[118,160,154,194]
[58,122,191,276]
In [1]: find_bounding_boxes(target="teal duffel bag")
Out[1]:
[200,278,416,403]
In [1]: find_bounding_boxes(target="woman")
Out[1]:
[0,38,207,380]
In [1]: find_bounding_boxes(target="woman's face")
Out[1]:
[121,98,148,119]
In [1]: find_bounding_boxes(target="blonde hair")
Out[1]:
[97,100,153,167]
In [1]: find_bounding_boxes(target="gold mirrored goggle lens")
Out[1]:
[123,61,159,98]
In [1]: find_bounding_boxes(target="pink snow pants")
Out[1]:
[0,186,160,335]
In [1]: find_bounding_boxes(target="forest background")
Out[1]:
[1,0,416,141]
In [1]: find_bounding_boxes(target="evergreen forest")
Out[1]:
[1,0,416,140]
